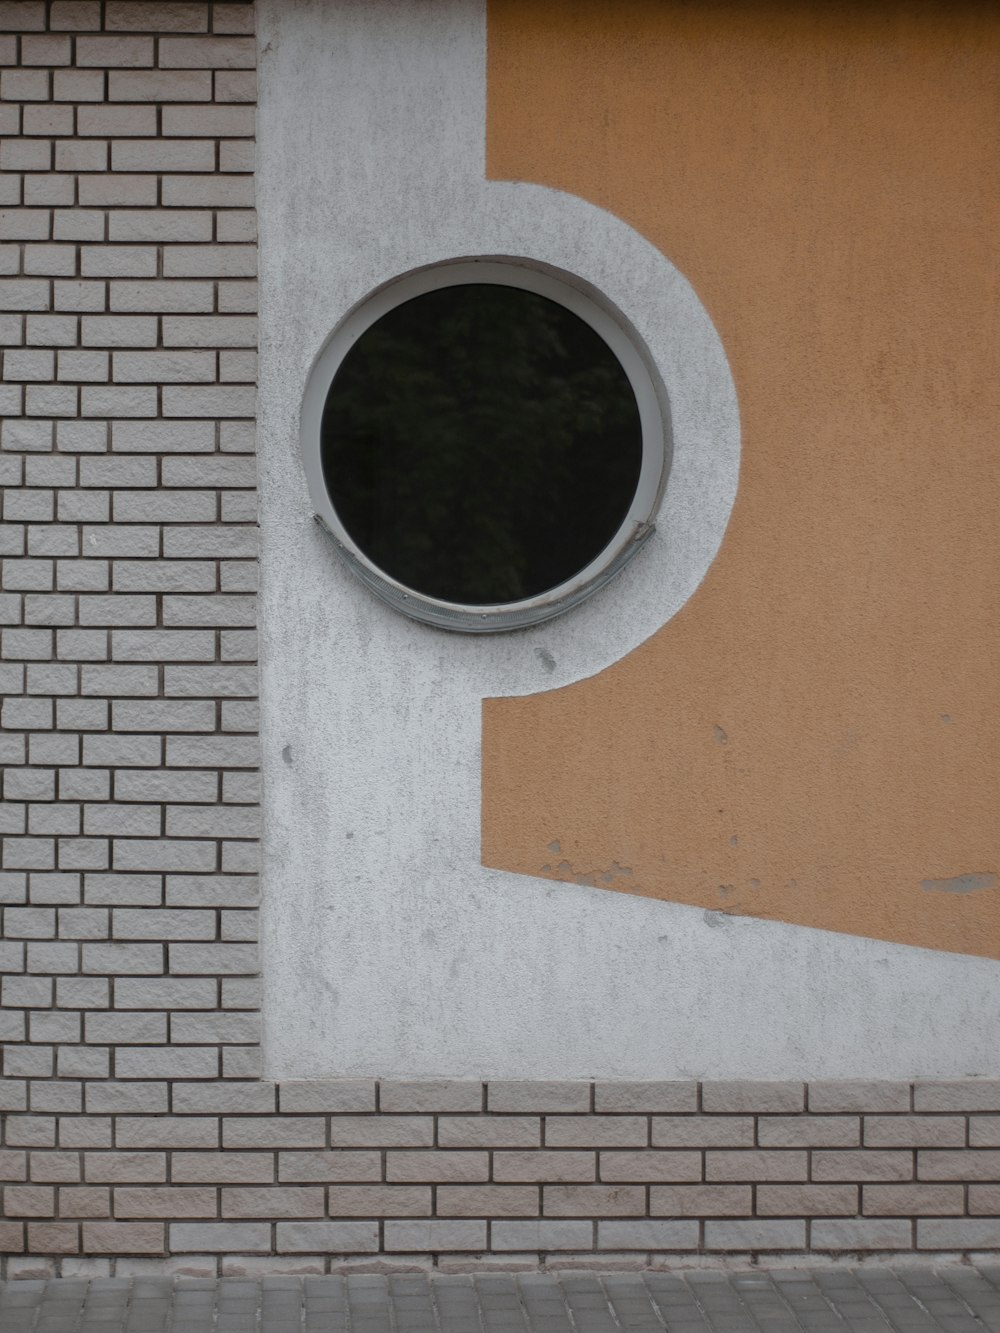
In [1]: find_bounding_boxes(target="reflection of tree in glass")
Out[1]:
[320,284,643,605]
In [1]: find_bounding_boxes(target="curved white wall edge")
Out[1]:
[255,0,1000,1078]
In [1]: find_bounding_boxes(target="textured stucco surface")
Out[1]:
[483,0,1000,965]
[257,0,999,1078]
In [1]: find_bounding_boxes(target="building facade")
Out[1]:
[0,0,998,1275]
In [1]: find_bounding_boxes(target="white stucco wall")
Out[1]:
[256,0,1000,1079]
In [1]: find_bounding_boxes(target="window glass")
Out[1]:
[320,282,643,607]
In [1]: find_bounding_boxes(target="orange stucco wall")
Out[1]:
[481,0,1000,959]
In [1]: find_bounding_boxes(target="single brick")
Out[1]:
[704,1219,806,1251]
[969,1184,1000,1214]
[812,1151,914,1182]
[84,1152,165,1184]
[166,806,258,839]
[171,1222,269,1253]
[114,1187,217,1219]
[112,908,215,940]
[601,1221,700,1252]
[478,1150,594,1183]
[491,1220,591,1251]
[53,281,106,315]
[58,1048,110,1079]
[437,1117,539,1149]
[173,1082,276,1114]
[917,1219,1000,1249]
[77,35,154,66]
[105,3,208,32]
[384,1220,486,1253]
[702,1082,805,1113]
[114,140,215,173]
[84,873,160,907]
[116,1117,218,1149]
[813,1218,912,1250]
[544,1117,646,1149]
[544,1185,644,1217]
[113,349,216,383]
[172,1012,260,1044]
[161,175,254,209]
[487,1081,590,1113]
[213,4,255,34]
[386,1151,488,1184]
[163,244,257,278]
[222,1118,325,1149]
[758,1116,859,1148]
[807,1080,911,1113]
[705,1151,807,1182]
[83,805,158,837]
[277,1152,381,1184]
[432,1186,536,1219]
[0,1077,26,1109]
[378,1080,482,1113]
[215,70,256,102]
[84,1011,166,1044]
[167,876,258,911]
[593,1082,697,1113]
[650,1185,751,1217]
[58,1187,110,1218]
[0,2,46,32]
[863,1184,964,1215]
[163,314,257,348]
[218,214,258,246]
[55,976,108,1007]
[326,1117,432,1150]
[81,1221,164,1254]
[599,1151,701,1183]
[81,942,162,975]
[172,1152,273,1185]
[163,593,256,628]
[863,1116,965,1148]
[84,1082,167,1114]
[109,211,213,243]
[327,1186,431,1217]
[918,1150,1000,1181]
[278,1080,374,1113]
[4,1184,54,1216]
[913,1080,1000,1113]
[168,942,259,974]
[109,70,212,101]
[79,176,158,208]
[163,105,253,136]
[115,1048,217,1079]
[756,1184,858,1216]
[651,1116,754,1148]
[222,1186,324,1218]
[26,1222,80,1254]
[110,281,213,315]
[277,1221,379,1254]
[114,839,216,875]
[971,1117,1000,1147]
[159,35,255,67]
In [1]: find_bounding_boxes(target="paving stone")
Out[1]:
[5,1268,1000,1331]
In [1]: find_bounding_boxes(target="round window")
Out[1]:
[300,262,669,631]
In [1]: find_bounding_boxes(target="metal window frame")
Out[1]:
[300,257,671,633]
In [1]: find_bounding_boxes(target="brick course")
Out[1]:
[1,0,999,1279]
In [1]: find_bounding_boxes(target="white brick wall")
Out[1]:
[2,0,1000,1279]
[0,2,262,1264]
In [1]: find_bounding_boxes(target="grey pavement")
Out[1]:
[2,1267,1000,1333]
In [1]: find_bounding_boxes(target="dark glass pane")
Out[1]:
[320,282,643,606]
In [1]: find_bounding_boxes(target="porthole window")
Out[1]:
[300,261,669,631]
